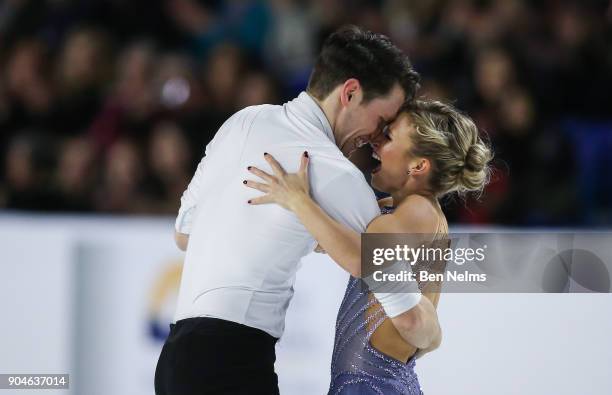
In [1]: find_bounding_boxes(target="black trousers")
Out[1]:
[155,317,280,395]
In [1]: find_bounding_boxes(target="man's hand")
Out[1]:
[389,296,441,350]
[377,197,393,209]
[175,231,189,251]
[414,329,442,359]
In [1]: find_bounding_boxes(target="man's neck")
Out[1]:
[309,92,348,153]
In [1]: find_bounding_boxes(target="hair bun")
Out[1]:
[459,140,492,193]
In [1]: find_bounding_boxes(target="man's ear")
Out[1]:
[340,78,361,107]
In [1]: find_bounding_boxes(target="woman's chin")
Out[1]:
[370,173,388,193]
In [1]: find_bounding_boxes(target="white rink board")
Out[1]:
[0,214,610,395]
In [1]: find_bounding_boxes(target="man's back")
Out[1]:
[173,93,380,337]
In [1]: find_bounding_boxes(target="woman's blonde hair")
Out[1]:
[403,100,493,197]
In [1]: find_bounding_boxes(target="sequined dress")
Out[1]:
[327,206,424,395]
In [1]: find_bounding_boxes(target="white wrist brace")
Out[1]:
[373,291,422,318]
[364,260,422,318]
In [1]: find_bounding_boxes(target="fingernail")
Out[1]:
[247,200,252,204]
[304,151,309,158]
[243,180,247,184]
[264,152,268,156]
[247,166,252,170]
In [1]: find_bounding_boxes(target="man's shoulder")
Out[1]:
[228,103,279,124]
[225,103,295,137]
[311,151,367,178]
[311,156,376,200]
[310,158,380,228]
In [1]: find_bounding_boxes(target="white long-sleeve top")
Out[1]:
[173,92,380,338]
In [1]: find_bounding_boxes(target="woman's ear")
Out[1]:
[409,158,430,175]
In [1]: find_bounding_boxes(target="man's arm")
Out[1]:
[174,161,206,249]
[366,195,443,351]
[297,188,442,350]
[173,108,253,249]
[390,296,442,350]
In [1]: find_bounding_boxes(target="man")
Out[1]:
[155,25,440,395]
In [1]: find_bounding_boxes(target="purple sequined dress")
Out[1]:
[328,207,423,395]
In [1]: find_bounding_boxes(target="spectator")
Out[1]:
[53,136,96,212]
[94,139,145,213]
[0,0,609,226]
[89,41,157,154]
[141,121,192,214]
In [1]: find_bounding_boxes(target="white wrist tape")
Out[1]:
[364,260,422,318]
[373,291,422,318]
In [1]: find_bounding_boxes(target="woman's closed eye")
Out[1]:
[383,125,392,140]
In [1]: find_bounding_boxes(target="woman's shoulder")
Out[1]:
[393,195,441,233]
[367,194,441,233]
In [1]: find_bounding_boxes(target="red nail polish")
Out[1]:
[248,200,252,204]
[247,166,252,170]
[243,180,247,184]
[304,151,309,158]
[264,152,268,156]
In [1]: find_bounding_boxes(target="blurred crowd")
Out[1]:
[0,0,611,226]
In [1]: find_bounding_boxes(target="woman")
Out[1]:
[244,100,492,394]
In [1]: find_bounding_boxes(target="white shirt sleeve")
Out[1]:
[312,171,380,234]
[175,109,252,234]
[175,154,209,234]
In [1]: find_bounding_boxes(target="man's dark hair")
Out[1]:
[307,25,420,103]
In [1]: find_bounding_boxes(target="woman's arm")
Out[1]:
[246,153,443,351]
[291,195,363,276]
[366,198,443,350]
[245,154,439,276]
[246,152,362,276]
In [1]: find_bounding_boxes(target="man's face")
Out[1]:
[336,83,406,156]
